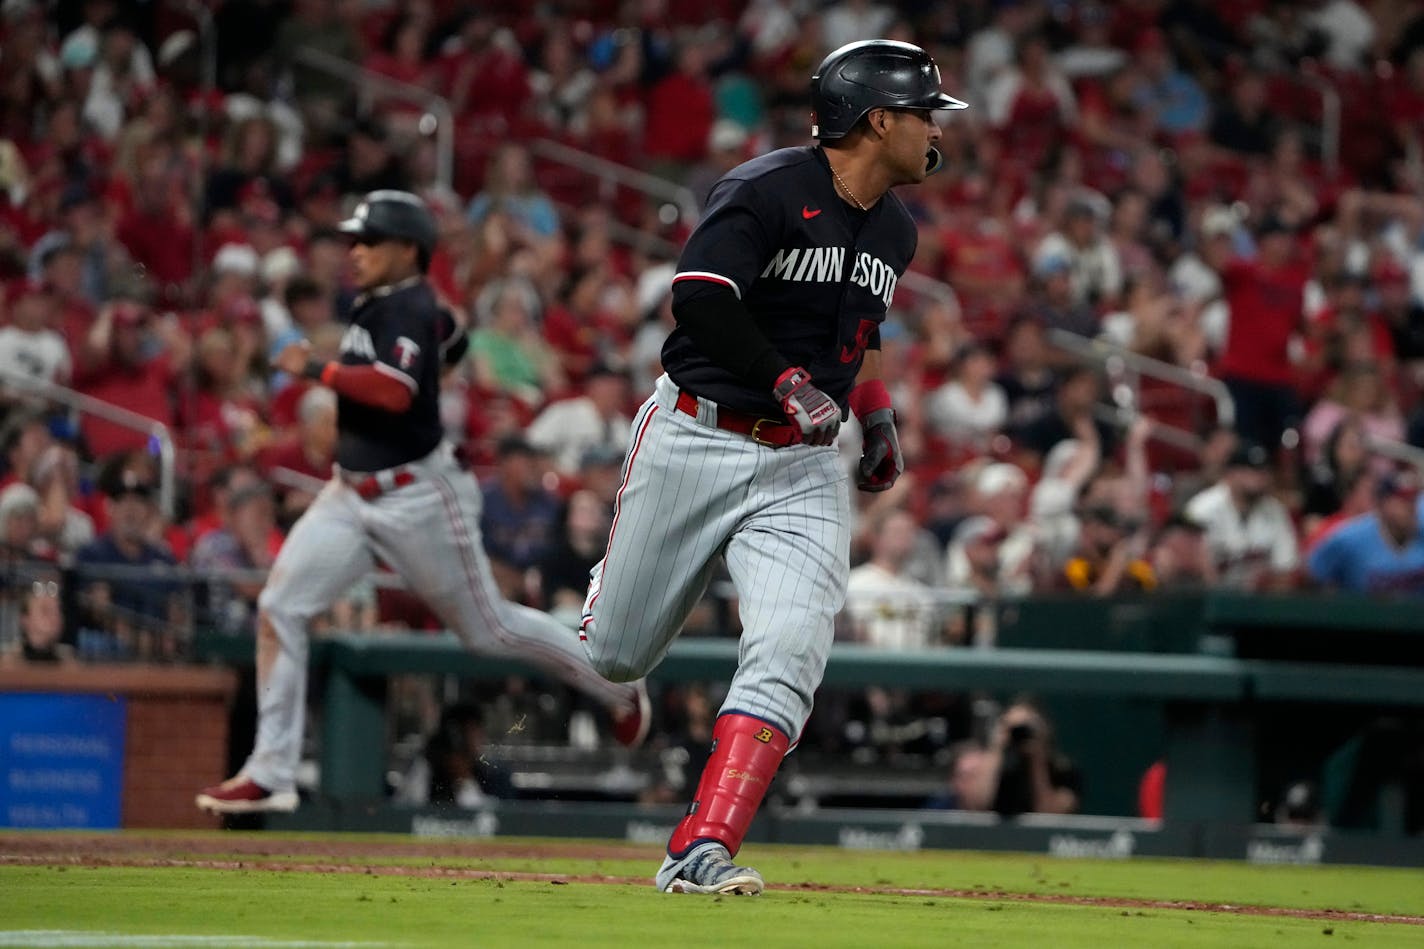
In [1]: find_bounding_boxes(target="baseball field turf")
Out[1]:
[2,833,1422,947]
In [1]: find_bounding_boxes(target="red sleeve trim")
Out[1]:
[323,363,414,413]
[672,271,742,299]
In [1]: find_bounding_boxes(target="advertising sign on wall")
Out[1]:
[0,693,126,829]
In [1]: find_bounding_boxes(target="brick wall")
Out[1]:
[0,664,238,829]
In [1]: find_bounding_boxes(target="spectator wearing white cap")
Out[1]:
[0,481,42,561]
[206,243,262,338]
[946,462,1037,596]
[1168,205,1240,355]
[257,246,305,344]
[212,242,260,282]
[688,120,751,208]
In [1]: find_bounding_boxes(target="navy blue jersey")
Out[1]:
[336,277,448,471]
[664,146,917,415]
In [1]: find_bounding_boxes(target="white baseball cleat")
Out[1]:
[195,775,299,814]
[655,841,765,895]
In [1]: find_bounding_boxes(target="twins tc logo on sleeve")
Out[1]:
[393,336,421,369]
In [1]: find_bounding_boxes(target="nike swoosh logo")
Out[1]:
[802,207,821,219]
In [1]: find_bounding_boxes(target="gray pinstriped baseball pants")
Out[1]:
[580,375,852,740]
[242,443,636,793]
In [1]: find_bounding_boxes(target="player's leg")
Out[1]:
[580,391,745,682]
[719,447,852,739]
[365,460,648,741]
[656,447,852,894]
[197,484,374,813]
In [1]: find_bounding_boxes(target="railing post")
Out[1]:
[1298,69,1341,180]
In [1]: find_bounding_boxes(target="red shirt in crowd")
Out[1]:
[72,355,179,457]
[643,72,713,163]
[1217,258,1309,386]
[116,205,196,298]
[996,85,1067,174]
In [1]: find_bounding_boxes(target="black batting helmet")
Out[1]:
[338,190,438,257]
[810,40,967,141]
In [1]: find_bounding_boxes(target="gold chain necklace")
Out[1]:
[829,161,868,211]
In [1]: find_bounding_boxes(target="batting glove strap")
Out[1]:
[773,366,841,447]
[857,406,903,492]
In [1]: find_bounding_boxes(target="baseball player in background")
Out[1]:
[197,191,649,815]
[580,41,967,894]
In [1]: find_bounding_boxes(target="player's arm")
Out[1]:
[669,181,789,391]
[273,342,414,413]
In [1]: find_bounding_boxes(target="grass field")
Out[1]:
[1,832,1422,947]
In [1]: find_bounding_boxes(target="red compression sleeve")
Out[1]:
[848,378,892,420]
[320,364,413,413]
[667,713,789,859]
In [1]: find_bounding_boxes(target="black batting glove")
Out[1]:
[857,407,903,492]
[773,366,840,447]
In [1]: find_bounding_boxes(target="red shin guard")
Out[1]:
[667,713,789,859]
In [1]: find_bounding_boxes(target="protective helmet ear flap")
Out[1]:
[925,147,944,176]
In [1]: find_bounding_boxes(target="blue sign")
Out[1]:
[0,693,126,828]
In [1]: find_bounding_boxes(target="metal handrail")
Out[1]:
[0,369,176,518]
[1090,403,1202,453]
[1048,329,1236,429]
[1295,69,1341,179]
[292,46,454,194]
[546,202,680,259]
[528,138,700,225]
[1366,435,1424,471]
[900,270,962,309]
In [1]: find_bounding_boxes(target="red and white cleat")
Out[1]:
[195,775,299,814]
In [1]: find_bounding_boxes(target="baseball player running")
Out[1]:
[197,191,648,815]
[580,41,966,894]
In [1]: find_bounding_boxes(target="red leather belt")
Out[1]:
[344,469,416,500]
[674,390,799,448]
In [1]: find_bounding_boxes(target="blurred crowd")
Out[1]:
[4,1,1424,804]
